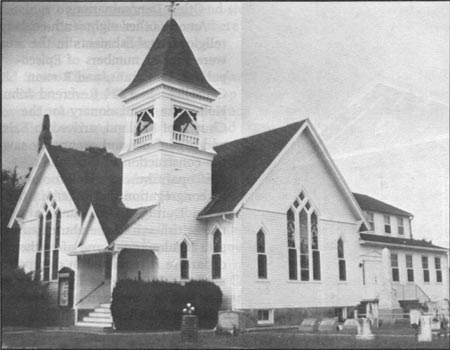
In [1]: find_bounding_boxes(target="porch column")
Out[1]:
[110,251,119,297]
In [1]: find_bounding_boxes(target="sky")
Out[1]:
[2,2,449,247]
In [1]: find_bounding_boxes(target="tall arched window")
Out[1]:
[257,230,267,279]
[35,194,60,282]
[180,241,189,280]
[287,209,297,280]
[212,229,222,279]
[286,191,321,281]
[337,238,346,281]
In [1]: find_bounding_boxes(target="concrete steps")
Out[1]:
[76,303,113,328]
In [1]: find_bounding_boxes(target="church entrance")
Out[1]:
[117,249,159,282]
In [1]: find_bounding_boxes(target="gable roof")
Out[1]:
[353,192,413,217]
[199,120,307,217]
[360,233,447,251]
[120,18,218,96]
[46,145,122,216]
[93,203,154,244]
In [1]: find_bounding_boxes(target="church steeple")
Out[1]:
[38,114,52,153]
[119,18,218,97]
[119,12,219,209]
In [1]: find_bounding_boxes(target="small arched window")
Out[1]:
[212,230,222,279]
[180,241,189,280]
[338,238,346,281]
[257,230,267,279]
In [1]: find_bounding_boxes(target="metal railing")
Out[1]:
[76,281,105,306]
[392,283,431,303]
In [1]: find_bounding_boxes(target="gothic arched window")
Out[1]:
[337,238,346,281]
[257,230,267,279]
[212,229,222,279]
[35,194,60,282]
[180,241,189,280]
[286,191,321,281]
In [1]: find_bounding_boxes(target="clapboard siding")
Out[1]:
[370,212,412,238]
[18,158,80,276]
[245,127,358,222]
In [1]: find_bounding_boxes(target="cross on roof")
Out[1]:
[167,1,179,18]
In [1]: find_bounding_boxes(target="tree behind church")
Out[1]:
[2,167,26,268]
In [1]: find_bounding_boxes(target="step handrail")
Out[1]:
[76,281,105,306]
[415,284,431,302]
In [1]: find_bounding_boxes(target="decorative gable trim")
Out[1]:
[71,205,108,255]
[8,146,76,228]
[228,120,369,228]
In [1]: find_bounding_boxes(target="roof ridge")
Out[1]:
[215,120,307,149]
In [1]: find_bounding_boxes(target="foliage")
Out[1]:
[111,279,222,331]
[184,279,223,328]
[2,167,26,268]
[1,265,52,326]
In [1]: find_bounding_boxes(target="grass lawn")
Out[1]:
[2,329,449,349]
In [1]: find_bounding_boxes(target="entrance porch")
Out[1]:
[73,247,158,327]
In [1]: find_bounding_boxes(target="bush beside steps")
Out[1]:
[111,279,222,331]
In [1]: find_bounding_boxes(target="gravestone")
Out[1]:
[216,311,253,335]
[343,318,359,332]
[298,318,318,332]
[417,315,432,342]
[318,317,338,332]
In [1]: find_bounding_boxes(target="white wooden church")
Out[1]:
[9,15,449,328]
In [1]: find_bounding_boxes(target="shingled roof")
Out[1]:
[199,120,307,217]
[353,192,413,217]
[46,145,122,216]
[93,203,153,244]
[360,233,447,251]
[120,18,218,96]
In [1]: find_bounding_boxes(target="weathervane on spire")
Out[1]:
[167,1,179,18]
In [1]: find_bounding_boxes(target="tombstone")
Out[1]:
[356,318,375,340]
[417,315,432,342]
[343,318,359,332]
[317,317,338,332]
[298,318,318,332]
[216,311,252,335]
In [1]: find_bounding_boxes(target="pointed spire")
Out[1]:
[120,18,219,96]
[38,114,52,153]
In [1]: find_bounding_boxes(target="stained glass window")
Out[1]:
[212,230,222,279]
[338,239,346,281]
[257,230,267,279]
[180,241,189,279]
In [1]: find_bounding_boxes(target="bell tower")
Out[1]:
[118,16,220,209]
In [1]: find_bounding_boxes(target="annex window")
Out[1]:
[135,108,154,136]
[337,238,346,281]
[406,255,414,282]
[384,215,391,234]
[35,194,60,282]
[286,191,321,282]
[366,212,374,231]
[422,256,429,283]
[180,241,189,280]
[287,209,297,280]
[212,229,222,279]
[397,217,404,235]
[391,253,399,282]
[435,257,442,283]
[257,309,274,324]
[257,230,267,279]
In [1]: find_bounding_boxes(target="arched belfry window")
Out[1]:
[212,229,222,279]
[180,241,189,280]
[257,230,267,279]
[173,107,199,147]
[35,194,60,282]
[135,108,154,136]
[286,191,321,281]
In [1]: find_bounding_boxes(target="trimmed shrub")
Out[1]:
[111,279,222,331]
[1,265,52,326]
[184,280,223,329]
